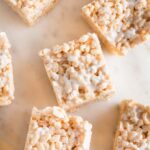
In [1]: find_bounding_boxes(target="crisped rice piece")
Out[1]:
[4,0,58,25]
[39,33,115,111]
[24,106,92,150]
[82,0,150,55]
[114,100,150,150]
[0,32,14,106]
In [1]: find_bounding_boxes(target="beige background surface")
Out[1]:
[0,0,150,149]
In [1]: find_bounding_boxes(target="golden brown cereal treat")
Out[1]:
[82,0,150,55]
[39,33,115,111]
[24,106,92,150]
[0,32,14,106]
[4,0,58,26]
[114,100,150,150]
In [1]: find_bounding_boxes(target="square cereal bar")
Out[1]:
[24,106,92,150]
[82,0,150,55]
[4,0,58,25]
[0,32,14,106]
[39,33,115,111]
[114,100,150,150]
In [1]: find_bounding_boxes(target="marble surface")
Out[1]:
[0,0,150,150]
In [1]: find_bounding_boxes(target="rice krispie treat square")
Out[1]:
[24,106,92,150]
[82,0,150,55]
[0,32,14,106]
[4,0,58,25]
[39,33,114,111]
[114,100,150,150]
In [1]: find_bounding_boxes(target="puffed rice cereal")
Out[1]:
[82,0,150,55]
[39,33,115,111]
[0,32,14,106]
[4,0,58,25]
[114,100,150,150]
[24,106,92,150]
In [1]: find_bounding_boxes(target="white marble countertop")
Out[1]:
[0,0,150,150]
